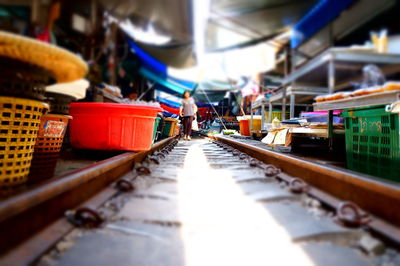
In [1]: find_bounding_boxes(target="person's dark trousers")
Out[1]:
[182,116,194,136]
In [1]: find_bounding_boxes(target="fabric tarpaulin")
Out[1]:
[101,0,195,68]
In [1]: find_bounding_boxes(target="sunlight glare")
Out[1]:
[176,142,315,266]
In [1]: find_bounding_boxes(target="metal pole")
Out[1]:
[282,86,287,121]
[137,82,155,100]
[290,93,295,118]
[90,0,98,60]
[285,47,297,121]
[250,99,254,134]
[268,101,273,123]
[261,80,266,131]
[31,0,40,24]
[328,59,335,94]
[261,99,266,131]
[110,23,117,86]
[91,0,97,29]
[328,59,335,149]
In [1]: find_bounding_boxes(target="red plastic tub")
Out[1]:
[69,103,162,151]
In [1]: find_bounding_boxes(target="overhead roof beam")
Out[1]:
[206,31,282,53]
[212,0,308,17]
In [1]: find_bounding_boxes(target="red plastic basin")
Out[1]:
[69,103,162,151]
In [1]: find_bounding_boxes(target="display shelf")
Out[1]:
[288,127,345,138]
[283,48,400,87]
[252,98,268,109]
[269,86,328,103]
[275,48,400,146]
[313,91,400,111]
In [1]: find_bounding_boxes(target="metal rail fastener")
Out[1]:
[334,201,371,228]
[136,166,151,175]
[264,165,281,177]
[65,207,104,228]
[115,179,135,192]
[289,178,310,194]
[148,156,160,165]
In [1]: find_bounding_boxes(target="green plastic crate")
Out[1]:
[161,118,177,138]
[152,117,161,144]
[342,105,400,181]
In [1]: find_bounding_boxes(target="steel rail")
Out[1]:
[0,137,176,255]
[213,136,400,243]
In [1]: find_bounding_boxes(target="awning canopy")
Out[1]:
[291,0,355,48]
[101,0,322,66]
[192,88,228,103]
[104,0,345,101]
[101,0,195,68]
[139,67,196,97]
[206,0,319,52]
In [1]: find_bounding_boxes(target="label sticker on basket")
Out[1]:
[44,121,66,137]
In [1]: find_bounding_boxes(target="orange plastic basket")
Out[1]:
[29,114,71,182]
[0,96,48,187]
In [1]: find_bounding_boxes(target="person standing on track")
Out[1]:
[179,90,197,140]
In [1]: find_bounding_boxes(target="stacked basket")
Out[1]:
[0,96,48,186]
[28,79,89,183]
[0,56,50,187]
[28,113,71,182]
[0,31,87,186]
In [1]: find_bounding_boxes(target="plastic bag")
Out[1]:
[192,118,199,131]
[361,64,386,88]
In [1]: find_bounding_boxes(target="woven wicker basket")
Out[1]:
[0,96,48,187]
[0,56,51,100]
[0,31,88,83]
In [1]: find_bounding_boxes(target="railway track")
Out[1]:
[0,137,176,265]
[0,137,399,265]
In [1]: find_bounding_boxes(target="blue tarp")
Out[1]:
[128,38,197,96]
[139,68,196,96]
[127,39,167,76]
[291,0,355,48]
[153,85,183,98]
[162,111,179,118]
[157,96,214,108]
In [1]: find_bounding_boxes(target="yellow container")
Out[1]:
[175,124,180,136]
[169,120,177,136]
[265,111,290,122]
[251,116,262,131]
[243,113,290,132]
[240,115,262,132]
[0,97,48,187]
